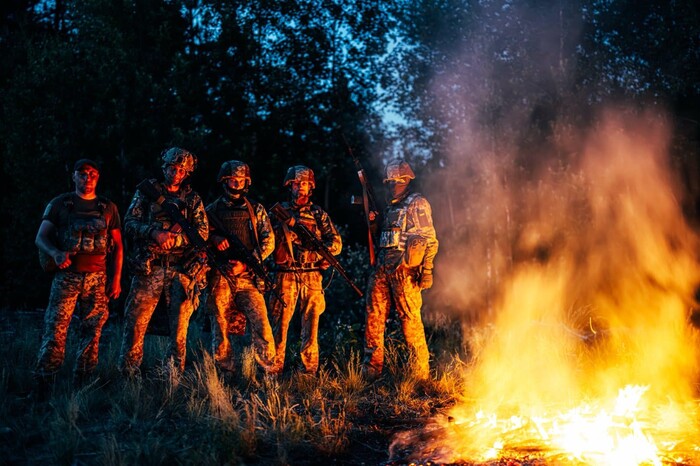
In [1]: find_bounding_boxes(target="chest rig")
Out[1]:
[279,203,324,267]
[212,198,257,254]
[378,193,420,251]
[57,195,110,255]
[148,188,188,230]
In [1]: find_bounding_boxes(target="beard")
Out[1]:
[291,191,310,205]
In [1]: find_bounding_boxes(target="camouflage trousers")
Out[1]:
[363,264,429,379]
[209,272,276,372]
[269,271,325,374]
[36,270,109,378]
[120,264,199,373]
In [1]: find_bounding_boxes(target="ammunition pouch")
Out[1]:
[404,235,427,268]
[182,251,210,286]
[128,246,156,276]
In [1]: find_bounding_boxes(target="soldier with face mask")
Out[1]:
[205,160,276,374]
[268,166,342,375]
[34,159,123,391]
[362,159,438,381]
[119,147,209,376]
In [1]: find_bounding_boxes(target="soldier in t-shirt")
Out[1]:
[35,159,123,391]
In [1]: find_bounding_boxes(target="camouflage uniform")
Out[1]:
[268,166,342,374]
[120,149,208,374]
[363,160,438,380]
[36,192,121,379]
[206,160,276,373]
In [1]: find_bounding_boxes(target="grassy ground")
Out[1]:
[0,308,469,465]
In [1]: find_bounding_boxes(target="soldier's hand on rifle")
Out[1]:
[152,229,179,249]
[419,268,433,290]
[54,251,74,270]
[226,259,246,276]
[212,235,229,251]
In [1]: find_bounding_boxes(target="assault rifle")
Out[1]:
[206,209,285,308]
[136,179,285,307]
[343,134,379,266]
[270,202,363,297]
[136,179,210,258]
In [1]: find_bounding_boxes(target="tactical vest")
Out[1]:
[147,184,189,254]
[378,193,421,251]
[294,205,322,246]
[212,199,255,251]
[56,195,110,255]
[282,203,325,266]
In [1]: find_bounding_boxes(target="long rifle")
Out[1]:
[270,203,363,297]
[342,134,378,266]
[206,209,285,308]
[136,180,285,307]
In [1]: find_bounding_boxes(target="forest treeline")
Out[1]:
[1,0,698,309]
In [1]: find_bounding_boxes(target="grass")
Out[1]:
[0,308,469,465]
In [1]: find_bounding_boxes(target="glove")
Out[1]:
[419,269,433,290]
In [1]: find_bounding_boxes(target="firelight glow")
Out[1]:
[391,110,700,465]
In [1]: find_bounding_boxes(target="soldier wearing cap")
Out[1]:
[267,165,342,375]
[119,147,209,376]
[205,160,276,374]
[362,159,438,381]
[34,158,123,389]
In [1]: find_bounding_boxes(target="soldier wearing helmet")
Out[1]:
[362,159,438,381]
[205,160,276,375]
[217,160,251,197]
[33,159,123,393]
[119,147,209,376]
[268,165,342,375]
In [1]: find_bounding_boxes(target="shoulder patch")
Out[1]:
[417,209,432,228]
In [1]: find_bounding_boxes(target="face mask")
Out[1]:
[386,180,409,201]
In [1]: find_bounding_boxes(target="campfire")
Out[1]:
[393,111,700,465]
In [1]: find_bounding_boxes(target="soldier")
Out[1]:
[362,159,438,381]
[119,147,209,376]
[34,159,123,388]
[205,160,276,374]
[268,166,342,375]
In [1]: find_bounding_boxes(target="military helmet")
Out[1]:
[283,165,315,189]
[217,160,251,184]
[161,147,197,174]
[383,159,415,182]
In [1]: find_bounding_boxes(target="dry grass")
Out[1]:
[0,309,468,465]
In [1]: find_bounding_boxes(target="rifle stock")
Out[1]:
[270,203,363,297]
[341,134,378,266]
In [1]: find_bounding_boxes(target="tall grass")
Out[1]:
[0,308,468,464]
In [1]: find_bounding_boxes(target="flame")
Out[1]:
[395,111,700,464]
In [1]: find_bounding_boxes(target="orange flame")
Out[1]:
[399,110,700,464]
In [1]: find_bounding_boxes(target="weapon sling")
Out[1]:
[270,203,363,297]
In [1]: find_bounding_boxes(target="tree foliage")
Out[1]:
[0,0,393,307]
[0,0,698,308]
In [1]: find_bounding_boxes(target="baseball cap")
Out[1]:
[73,159,101,172]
